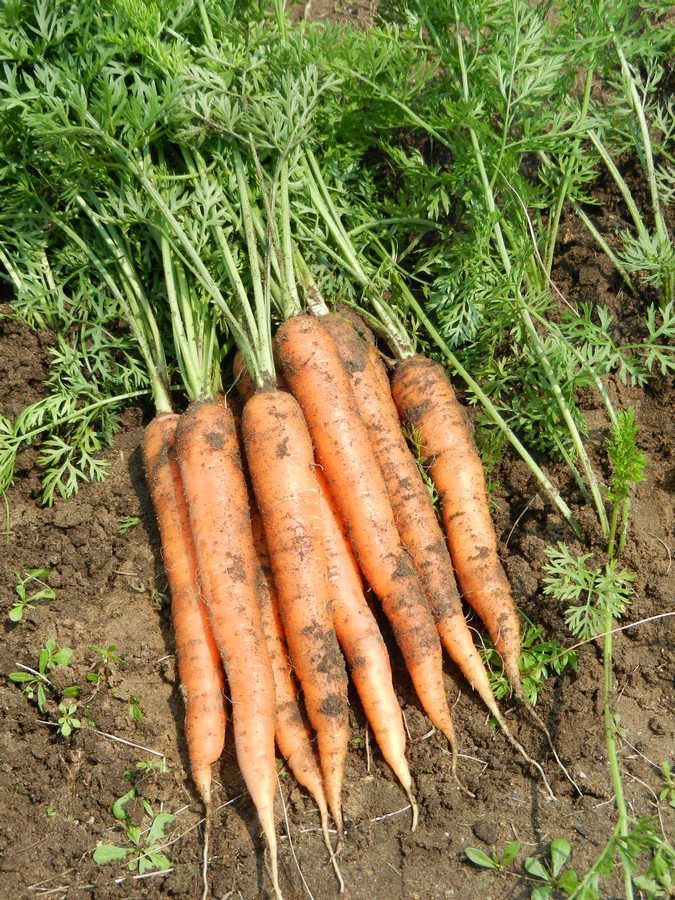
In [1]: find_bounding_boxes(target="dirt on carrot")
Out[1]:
[242,387,350,839]
[391,355,524,696]
[275,315,462,773]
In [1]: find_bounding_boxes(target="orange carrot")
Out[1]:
[233,349,289,407]
[174,399,281,898]
[320,320,556,789]
[390,355,522,694]
[319,316,505,718]
[316,467,418,830]
[142,412,225,808]
[274,315,462,779]
[251,505,345,891]
[242,387,349,840]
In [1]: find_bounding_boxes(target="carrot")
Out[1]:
[142,412,225,799]
[390,355,522,695]
[142,412,226,898]
[242,387,350,841]
[274,315,463,782]
[174,399,281,899]
[232,349,256,405]
[233,349,289,406]
[320,320,556,788]
[250,504,345,891]
[251,506,327,813]
[319,316,499,699]
[315,467,419,830]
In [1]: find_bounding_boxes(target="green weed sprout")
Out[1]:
[7,567,55,623]
[55,703,81,738]
[479,623,577,707]
[524,839,580,899]
[9,638,73,712]
[93,763,174,874]
[117,516,140,535]
[464,840,521,873]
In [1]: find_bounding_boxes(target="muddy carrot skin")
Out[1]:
[242,387,349,838]
[174,399,280,898]
[250,504,330,817]
[391,355,522,692]
[316,467,418,829]
[142,412,225,808]
[274,315,460,768]
[320,315,506,721]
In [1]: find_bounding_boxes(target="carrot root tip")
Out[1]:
[407,788,419,832]
[201,807,211,900]
[322,814,345,893]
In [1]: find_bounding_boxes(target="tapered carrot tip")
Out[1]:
[201,807,211,900]
[407,787,419,832]
[321,813,345,893]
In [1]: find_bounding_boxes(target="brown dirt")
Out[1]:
[1,13,674,900]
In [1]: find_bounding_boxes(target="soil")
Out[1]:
[1,15,674,900]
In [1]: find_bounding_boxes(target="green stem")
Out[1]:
[603,605,633,900]
[159,233,204,401]
[52,205,172,415]
[567,197,637,294]
[348,217,440,239]
[613,37,669,251]
[303,151,370,284]
[449,2,608,534]
[588,131,650,243]
[232,148,275,383]
[613,35,673,305]
[0,245,24,291]
[85,119,259,385]
[279,158,302,317]
[544,66,595,276]
[76,194,169,394]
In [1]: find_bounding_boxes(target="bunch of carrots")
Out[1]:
[143,285,550,898]
[0,11,553,891]
[118,112,559,893]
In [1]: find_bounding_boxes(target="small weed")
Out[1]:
[87,644,126,681]
[659,762,675,810]
[54,702,82,738]
[9,638,74,712]
[117,516,140,535]
[128,695,143,722]
[634,845,675,898]
[8,567,55,623]
[480,623,577,706]
[523,839,580,899]
[93,810,174,874]
[127,759,169,778]
[464,840,521,874]
[94,762,174,874]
